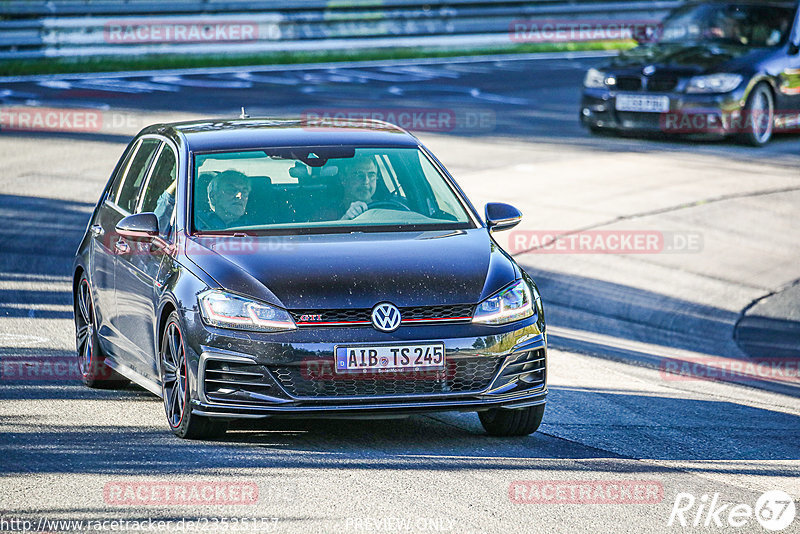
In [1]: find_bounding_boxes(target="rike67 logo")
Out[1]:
[668,490,796,531]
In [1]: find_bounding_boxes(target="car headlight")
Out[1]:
[584,68,609,89]
[473,279,536,325]
[686,73,743,93]
[198,290,296,332]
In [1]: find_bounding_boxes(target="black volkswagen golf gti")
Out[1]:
[72,118,547,439]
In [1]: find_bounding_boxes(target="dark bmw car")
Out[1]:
[580,0,800,145]
[72,118,547,439]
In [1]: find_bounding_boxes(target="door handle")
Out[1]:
[90,224,104,237]
[114,238,130,255]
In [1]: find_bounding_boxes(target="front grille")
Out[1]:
[647,76,678,92]
[497,349,546,388]
[615,75,678,93]
[290,304,474,326]
[616,76,642,91]
[268,356,501,398]
[400,304,474,321]
[203,359,275,405]
[615,111,665,130]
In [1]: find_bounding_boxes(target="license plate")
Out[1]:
[334,343,445,373]
[615,94,670,113]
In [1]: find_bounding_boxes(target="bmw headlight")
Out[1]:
[584,68,609,89]
[473,279,536,325]
[198,290,296,332]
[686,73,743,93]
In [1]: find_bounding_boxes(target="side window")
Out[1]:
[418,152,462,219]
[107,140,140,204]
[139,144,178,237]
[116,139,161,213]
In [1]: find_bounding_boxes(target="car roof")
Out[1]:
[141,117,421,152]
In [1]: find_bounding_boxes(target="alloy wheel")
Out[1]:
[75,278,95,377]
[161,321,188,429]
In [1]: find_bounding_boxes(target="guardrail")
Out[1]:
[0,1,684,61]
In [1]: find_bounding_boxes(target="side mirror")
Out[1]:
[789,42,800,55]
[485,202,522,232]
[116,212,159,240]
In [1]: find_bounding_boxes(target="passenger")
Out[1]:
[196,170,252,230]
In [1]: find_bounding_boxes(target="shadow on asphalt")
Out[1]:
[1,380,799,475]
[526,267,739,358]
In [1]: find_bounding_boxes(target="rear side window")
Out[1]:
[139,144,177,213]
[139,144,179,237]
[116,139,161,213]
[106,140,140,204]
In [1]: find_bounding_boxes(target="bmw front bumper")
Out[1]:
[580,86,748,135]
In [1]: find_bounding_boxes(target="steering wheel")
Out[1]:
[366,199,411,211]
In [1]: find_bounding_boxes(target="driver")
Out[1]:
[339,157,378,220]
[708,11,745,44]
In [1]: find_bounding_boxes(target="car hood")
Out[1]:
[184,229,519,309]
[607,42,761,75]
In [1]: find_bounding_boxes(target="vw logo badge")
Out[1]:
[643,65,656,76]
[371,302,402,332]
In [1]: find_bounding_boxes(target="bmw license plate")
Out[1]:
[334,343,445,373]
[615,94,670,113]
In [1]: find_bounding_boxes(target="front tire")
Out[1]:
[160,312,227,440]
[738,82,774,147]
[479,404,545,437]
[74,276,128,388]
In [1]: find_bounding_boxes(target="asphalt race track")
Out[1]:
[1,53,799,534]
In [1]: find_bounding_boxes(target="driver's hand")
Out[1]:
[341,201,368,220]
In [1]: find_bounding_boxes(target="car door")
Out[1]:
[114,139,179,379]
[785,9,800,116]
[104,137,161,372]
[774,6,800,127]
[89,138,140,350]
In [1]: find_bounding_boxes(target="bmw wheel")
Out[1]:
[479,404,545,437]
[160,311,227,439]
[74,276,128,388]
[739,82,774,147]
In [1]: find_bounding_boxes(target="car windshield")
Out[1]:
[191,147,474,234]
[658,3,797,47]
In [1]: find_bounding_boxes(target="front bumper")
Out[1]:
[580,87,747,135]
[192,388,548,418]
[181,309,547,419]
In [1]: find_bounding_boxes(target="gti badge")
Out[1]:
[371,302,402,332]
[299,314,322,322]
[643,65,656,76]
